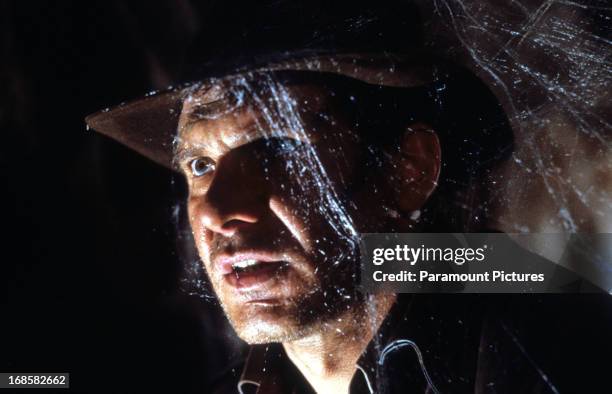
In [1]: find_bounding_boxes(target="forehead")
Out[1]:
[175,78,340,160]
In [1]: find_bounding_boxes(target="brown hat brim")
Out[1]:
[85,53,450,169]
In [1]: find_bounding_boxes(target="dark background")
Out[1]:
[0,1,243,393]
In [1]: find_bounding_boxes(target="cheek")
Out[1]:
[187,196,213,261]
[267,140,365,247]
[269,196,312,252]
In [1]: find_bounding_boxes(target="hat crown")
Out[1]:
[183,0,424,80]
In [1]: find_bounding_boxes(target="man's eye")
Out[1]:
[189,157,216,177]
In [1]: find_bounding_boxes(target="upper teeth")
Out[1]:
[232,259,260,269]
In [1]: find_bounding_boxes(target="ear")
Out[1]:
[388,123,441,213]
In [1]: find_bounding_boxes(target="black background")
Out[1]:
[1,2,242,393]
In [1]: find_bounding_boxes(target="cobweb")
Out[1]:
[425,0,610,233]
[418,0,611,292]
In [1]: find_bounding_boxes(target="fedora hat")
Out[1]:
[85,1,464,169]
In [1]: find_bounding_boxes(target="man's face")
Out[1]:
[175,76,397,343]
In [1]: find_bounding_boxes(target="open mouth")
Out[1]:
[232,259,270,273]
[221,258,289,289]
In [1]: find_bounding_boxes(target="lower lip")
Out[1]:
[223,261,287,289]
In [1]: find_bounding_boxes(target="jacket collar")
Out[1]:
[237,295,484,393]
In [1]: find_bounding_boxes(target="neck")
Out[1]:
[283,294,395,394]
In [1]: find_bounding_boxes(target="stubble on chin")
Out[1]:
[224,303,315,344]
[222,292,371,345]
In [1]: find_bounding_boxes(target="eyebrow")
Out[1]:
[173,145,206,170]
[172,115,313,171]
[172,123,257,169]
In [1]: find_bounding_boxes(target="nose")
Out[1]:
[193,154,267,237]
[199,201,259,237]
